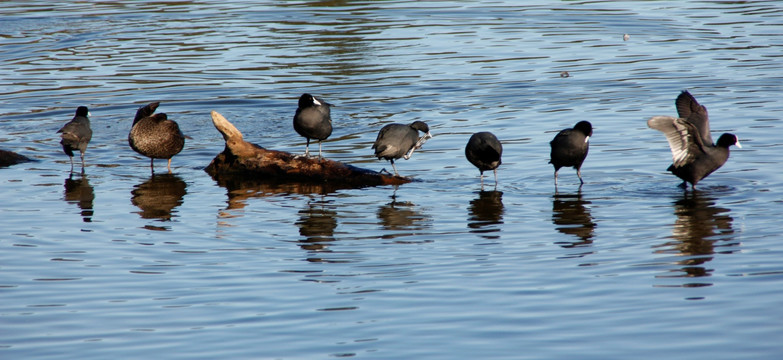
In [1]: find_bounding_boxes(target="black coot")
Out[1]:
[465,131,502,186]
[129,102,185,173]
[57,106,92,173]
[372,121,432,177]
[293,93,332,158]
[549,121,592,186]
[647,90,741,189]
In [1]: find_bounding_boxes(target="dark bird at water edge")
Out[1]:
[372,121,432,177]
[129,102,185,173]
[549,120,592,187]
[647,90,741,189]
[465,131,502,187]
[57,106,92,173]
[293,93,333,159]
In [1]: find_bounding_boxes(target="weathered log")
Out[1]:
[204,111,411,187]
[0,149,32,168]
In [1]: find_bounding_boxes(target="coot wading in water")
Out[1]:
[549,121,592,187]
[465,131,502,187]
[372,121,432,177]
[129,102,185,173]
[57,106,92,173]
[293,93,332,159]
[647,90,741,190]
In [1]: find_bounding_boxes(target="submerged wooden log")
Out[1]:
[204,111,411,186]
[0,149,32,168]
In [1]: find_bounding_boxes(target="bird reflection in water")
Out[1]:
[296,200,338,261]
[467,191,504,239]
[552,190,596,251]
[377,188,431,241]
[130,173,187,226]
[63,174,95,222]
[654,191,735,284]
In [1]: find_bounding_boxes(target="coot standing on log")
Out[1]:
[549,120,592,187]
[372,121,432,177]
[129,102,185,173]
[293,93,332,158]
[465,131,502,187]
[647,90,741,189]
[57,106,92,173]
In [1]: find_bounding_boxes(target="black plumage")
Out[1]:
[465,131,502,186]
[293,93,332,158]
[57,106,92,173]
[648,91,741,189]
[129,102,185,173]
[549,121,592,186]
[372,121,432,177]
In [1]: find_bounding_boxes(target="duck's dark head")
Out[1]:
[574,121,593,137]
[717,133,741,149]
[410,121,430,134]
[298,93,322,108]
[75,106,90,117]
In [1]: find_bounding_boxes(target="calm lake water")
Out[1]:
[2,1,783,359]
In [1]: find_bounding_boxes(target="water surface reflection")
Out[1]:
[212,176,361,212]
[654,191,736,286]
[467,190,504,239]
[63,174,94,223]
[377,193,431,241]
[296,199,338,259]
[551,191,595,248]
[130,173,187,223]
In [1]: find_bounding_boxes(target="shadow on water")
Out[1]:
[467,190,504,239]
[130,173,187,228]
[63,174,94,223]
[296,199,339,262]
[551,190,596,250]
[653,190,736,288]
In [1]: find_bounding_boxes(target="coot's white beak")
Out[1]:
[735,140,742,149]
[584,135,590,143]
[312,98,321,106]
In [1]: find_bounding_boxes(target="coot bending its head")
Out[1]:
[465,131,502,187]
[647,90,740,189]
[372,121,432,177]
[293,93,332,158]
[57,106,92,173]
[549,121,592,187]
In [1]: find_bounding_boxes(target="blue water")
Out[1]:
[2,1,783,359]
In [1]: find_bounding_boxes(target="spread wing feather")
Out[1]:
[647,116,705,168]
[675,91,713,145]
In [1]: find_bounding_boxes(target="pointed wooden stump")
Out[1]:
[204,111,410,187]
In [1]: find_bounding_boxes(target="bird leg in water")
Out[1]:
[390,160,399,177]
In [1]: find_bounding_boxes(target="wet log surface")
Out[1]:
[0,149,32,168]
[204,111,411,187]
